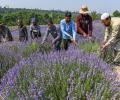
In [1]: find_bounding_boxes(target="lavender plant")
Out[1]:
[0,21,119,100]
[0,48,119,99]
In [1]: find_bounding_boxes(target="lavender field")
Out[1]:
[0,21,120,100]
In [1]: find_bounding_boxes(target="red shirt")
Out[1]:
[76,14,93,36]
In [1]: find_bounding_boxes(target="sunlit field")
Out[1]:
[0,21,120,99]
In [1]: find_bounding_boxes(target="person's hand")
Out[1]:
[52,40,55,45]
[101,44,108,51]
[71,39,78,46]
[100,41,106,49]
[102,41,106,45]
[83,33,87,38]
[51,40,56,48]
[88,36,92,40]
[41,41,44,45]
[52,43,55,48]
[87,31,92,37]
[3,38,6,43]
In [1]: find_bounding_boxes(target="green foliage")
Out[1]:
[91,11,101,20]
[80,41,100,53]
[0,42,52,80]
[23,42,40,58]
[80,41,114,63]
[7,62,112,99]
[113,10,120,17]
[99,47,114,63]
[0,8,68,26]
[23,42,52,58]
[0,54,16,80]
[0,7,102,26]
[9,45,19,53]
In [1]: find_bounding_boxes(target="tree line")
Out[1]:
[0,7,119,26]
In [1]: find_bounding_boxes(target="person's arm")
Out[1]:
[30,25,34,39]
[105,25,120,46]
[38,26,41,37]
[41,28,49,44]
[88,16,93,36]
[60,21,73,39]
[103,27,109,44]
[52,26,61,44]
[76,16,86,36]
[72,21,76,41]
[6,27,13,41]
[24,26,28,41]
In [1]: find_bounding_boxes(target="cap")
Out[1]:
[65,11,72,17]
[101,13,110,20]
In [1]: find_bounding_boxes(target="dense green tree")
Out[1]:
[113,10,120,17]
[0,7,105,26]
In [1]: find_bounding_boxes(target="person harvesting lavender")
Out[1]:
[42,19,62,51]
[76,5,93,38]
[101,13,120,65]
[60,11,77,50]
[17,19,28,42]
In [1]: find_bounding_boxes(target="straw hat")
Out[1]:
[80,5,89,14]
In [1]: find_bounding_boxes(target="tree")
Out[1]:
[91,11,101,20]
[113,10,120,17]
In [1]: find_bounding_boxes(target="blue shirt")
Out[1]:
[60,19,76,40]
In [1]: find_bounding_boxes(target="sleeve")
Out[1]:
[6,27,13,41]
[105,25,120,46]
[24,26,28,40]
[30,25,33,39]
[38,26,41,37]
[104,27,109,42]
[72,21,77,40]
[60,21,73,39]
[76,16,85,35]
[29,25,32,32]
[53,26,61,43]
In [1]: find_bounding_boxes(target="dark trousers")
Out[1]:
[54,39,62,51]
[32,32,41,39]
[62,39,72,50]
[19,36,28,42]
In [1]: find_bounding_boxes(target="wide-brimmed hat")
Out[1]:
[79,5,89,14]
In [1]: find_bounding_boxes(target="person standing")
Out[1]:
[60,11,77,50]
[17,19,28,42]
[76,5,93,38]
[101,13,120,65]
[30,18,41,40]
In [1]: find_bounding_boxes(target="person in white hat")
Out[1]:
[76,5,93,38]
[101,13,120,65]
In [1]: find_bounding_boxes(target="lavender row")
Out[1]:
[0,48,119,99]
